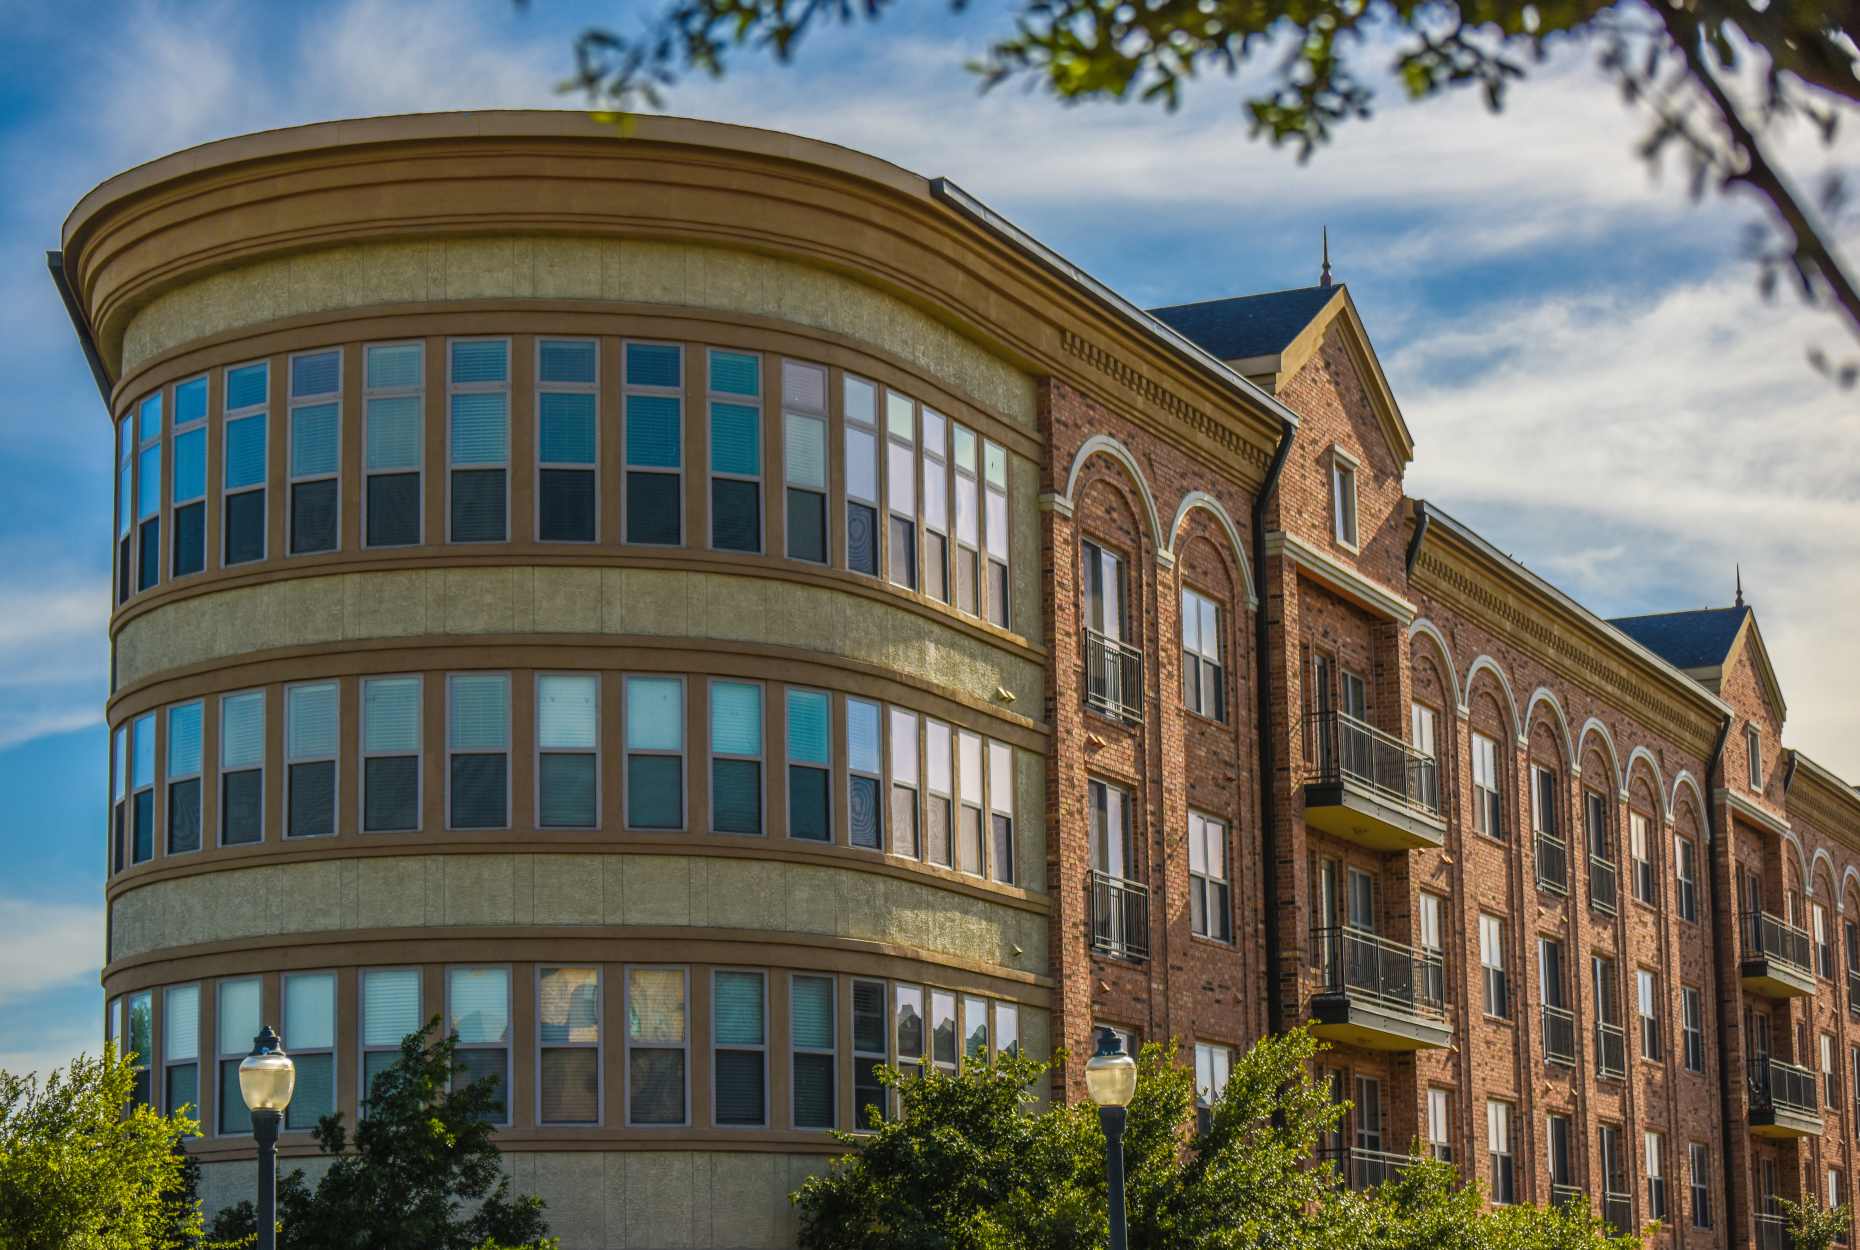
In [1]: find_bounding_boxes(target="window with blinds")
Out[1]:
[219,690,265,846]
[888,709,919,858]
[448,967,510,1123]
[710,680,763,835]
[847,698,883,851]
[792,975,836,1130]
[537,339,598,542]
[218,977,260,1134]
[983,439,1010,628]
[712,970,766,1127]
[783,360,829,564]
[135,391,162,592]
[952,423,982,615]
[708,349,762,553]
[288,349,341,555]
[925,720,953,869]
[360,969,420,1110]
[362,676,421,833]
[223,362,269,566]
[626,967,687,1126]
[130,713,155,865]
[171,376,208,578]
[843,375,880,577]
[787,688,830,842]
[988,741,1015,885]
[930,990,957,1073]
[539,967,600,1125]
[117,416,132,603]
[364,342,424,547]
[448,339,509,543]
[895,984,925,1077]
[885,390,917,590]
[852,979,887,1126]
[957,731,984,875]
[126,990,153,1107]
[284,972,336,1130]
[921,406,949,603]
[625,675,685,829]
[538,674,598,828]
[623,342,684,545]
[164,984,198,1126]
[166,701,203,854]
[447,675,509,830]
[286,682,339,838]
[112,725,126,874]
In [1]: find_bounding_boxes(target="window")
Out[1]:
[1330,451,1359,549]
[1599,1125,1628,1218]
[1530,764,1558,837]
[1586,790,1616,913]
[1630,811,1654,904]
[896,984,925,1076]
[1594,955,1623,1076]
[166,702,203,854]
[217,977,260,1134]
[447,674,509,829]
[997,1003,1020,1058]
[1637,968,1663,1061]
[284,972,336,1130]
[1091,779,1135,881]
[1689,1142,1712,1229]
[983,438,1011,629]
[135,391,162,590]
[171,376,207,577]
[888,708,920,858]
[129,712,155,865]
[1426,1088,1452,1162]
[219,690,265,846]
[953,421,981,613]
[1194,1043,1232,1109]
[288,349,341,555]
[710,680,764,835]
[1540,937,1572,1064]
[125,990,153,1107]
[708,348,762,552]
[1816,902,1834,978]
[852,979,888,1126]
[1081,539,1125,644]
[925,719,953,868]
[363,342,423,547]
[627,967,688,1126]
[537,675,598,829]
[624,341,684,545]
[1825,1032,1843,1109]
[843,374,880,576]
[921,407,949,602]
[885,389,916,588]
[1181,588,1225,721]
[788,689,831,842]
[1189,812,1231,941]
[362,677,422,833]
[285,682,338,838]
[360,968,420,1108]
[116,416,132,602]
[1675,835,1699,922]
[1479,913,1508,1018]
[1831,1170,1848,1244]
[1411,703,1439,810]
[782,360,829,563]
[793,975,837,1129]
[1682,986,1704,1072]
[1547,1113,1574,1195]
[1646,1131,1667,1222]
[448,339,509,542]
[625,676,685,829]
[931,990,958,1073]
[1747,723,1763,789]
[846,698,884,851]
[1419,891,1446,1005]
[536,338,598,542]
[1471,732,1502,837]
[957,732,984,875]
[163,984,198,1123]
[1487,1100,1515,1204]
[447,967,510,1123]
[713,969,766,1127]
[988,741,1015,884]
[963,995,989,1065]
[538,967,601,1125]
[223,362,269,565]
[111,726,126,873]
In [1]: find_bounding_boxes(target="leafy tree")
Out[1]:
[0,1046,202,1250]
[1778,1194,1854,1250]
[552,0,1860,379]
[208,1018,556,1250]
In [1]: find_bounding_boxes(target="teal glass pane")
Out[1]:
[368,343,423,390]
[226,363,268,411]
[137,393,163,443]
[291,403,339,477]
[131,714,155,788]
[448,675,509,750]
[626,342,681,388]
[450,392,508,464]
[713,971,765,1046]
[224,416,267,489]
[366,395,421,470]
[711,759,761,834]
[626,677,683,751]
[167,702,203,776]
[363,678,421,753]
[363,969,421,1047]
[626,395,681,468]
[709,403,760,476]
[709,350,759,397]
[539,339,597,384]
[288,683,340,758]
[786,690,829,766]
[791,976,833,1050]
[448,968,510,1043]
[539,392,597,464]
[113,726,126,800]
[119,463,132,536]
[450,341,508,385]
[165,985,200,1062]
[220,692,265,770]
[846,699,880,775]
[538,675,598,749]
[291,351,340,398]
[173,428,206,503]
[136,445,161,519]
[120,418,132,462]
[175,377,208,426]
[127,992,153,1058]
[710,682,762,756]
[218,979,261,1055]
[286,973,336,1049]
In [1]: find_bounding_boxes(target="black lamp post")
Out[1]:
[238,1026,296,1250]
[1085,1026,1137,1250]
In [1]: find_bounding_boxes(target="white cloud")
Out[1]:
[0,900,102,1007]
[0,564,107,753]
[0,1022,109,1085]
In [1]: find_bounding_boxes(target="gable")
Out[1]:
[1270,290,1414,467]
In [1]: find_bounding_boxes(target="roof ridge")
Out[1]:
[1145,285,1336,314]
[1607,605,1744,622]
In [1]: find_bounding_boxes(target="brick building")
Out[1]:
[56,113,1857,1250]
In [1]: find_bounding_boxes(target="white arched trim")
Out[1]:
[1166,491,1258,609]
[1669,771,1707,834]
[1577,718,1625,797]
[1523,687,1576,768]
[1058,435,1166,556]
[1408,619,1463,712]
[1781,829,1812,892]
[1840,865,1860,914]
[1810,848,1838,900]
[1624,746,1669,821]
[1464,655,1522,744]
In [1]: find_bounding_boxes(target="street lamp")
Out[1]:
[238,1026,295,1250]
[1085,1027,1137,1250]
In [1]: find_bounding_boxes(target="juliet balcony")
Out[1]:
[1741,911,1817,999]
[1320,1145,1420,1192]
[1749,1056,1820,1137]
[1084,628,1143,724]
[1308,925,1452,1051]
[1303,710,1447,851]
[1088,870,1150,961]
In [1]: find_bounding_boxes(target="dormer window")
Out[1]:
[1330,449,1360,551]
[1746,724,1762,790]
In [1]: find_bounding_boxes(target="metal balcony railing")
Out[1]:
[1536,832,1570,894]
[1847,970,1860,1018]
[1089,870,1149,960]
[1320,1145,1418,1192]
[1596,1022,1627,1078]
[1756,1212,1788,1250]
[1550,1184,1584,1211]
[1543,1004,1577,1066]
[1310,925,1446,1018]
[1602,1192,1634,1235]
[1305,710,1442,819]
[1752,1055,1819,1115]
[1743,910,1815,976]
[1084,629,1143,723]
[1589,856,1619,915]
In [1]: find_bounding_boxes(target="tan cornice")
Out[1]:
[1719,786,1792,837]
[1265,529,1416,623]
[1786,750,1860,848]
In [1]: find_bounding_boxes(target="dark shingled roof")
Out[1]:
[1147,285,1340,363]
[1608,606,1750,671]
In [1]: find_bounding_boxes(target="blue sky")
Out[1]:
[1,0,1856,1078]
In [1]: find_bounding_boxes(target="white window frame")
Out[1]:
[1181,585,1225,722]
[216,976,261,1136]
[536,965,603,1126]
[982,437,1011,629]
[781,358,830,565]
[987,739,1015,885]
[930,989,958,1074]
[446,965,513,1126]
[222,359,270,567]
[1630,809,1654,904]
[166,700,204,856]
[920,406,950,603]
[170,374,209,580]
[1689,1142,1712,1230]
[1194,1042,1232,1108]
[924,719,953,869]
[133,390,162,593]
[445,672,511,831]
[359,967,421,1113]
[1479,913,1508,1018]
[622,339,685,547]
[1188,811,1231,942]
[1471,731,1502,837]
[163,983,200,1125]
[846,696,885,854]
[1637,967,1662,1062]
[710,968,768,1129]
[842,373,880,578]
[535,672,600,831]
[445,337,511,544]
[956,730,984,875]
[624,964,691,1129]
[282,970,337,1131]
[851,976,890,1128]
[792,974,839,1131]
[284,680,340,840]
[952,418,982,615]
[1675,834,1699,922]
[885,388,917,590]
[1682,985,1704,1073]
[218,688,266,847]
[286,347,343,558]
[535,337,599,544]
[787,686,834,845]
[624,674,687,831]
[362,340,424,549]
[1487,1099,1515,1204]
[706,347,764,554]
[360,675,423,834]
[129,711,156,866]
[708,678,766,837]
[1426,1087,1452,1161]
[888,707,920,860]
[1747,723,1763,790]
[1329,447,1360,551]
[1646,1130,1667,1222]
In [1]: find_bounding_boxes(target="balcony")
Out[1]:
[1741,911,1817,998]
[1303,711,1447,851]
[1602,1192,1634,1236]
[1535,832,1570,895]
[1596,1022,1627,1079]
[1756,1213,1788,1250]
[1308,925,1451,1051]
[1750,1056,1821,1137]
[1848,970,1860,1018]
[1321,1145,1418,1191]
[1542,1004,1577,1067]
[1089,870,1149,961]
[1084,629,1143,723]
[1550,1184,1584,1211]
[1589,856,1618,915]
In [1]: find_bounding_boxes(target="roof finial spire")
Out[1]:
[1735,564,1744,607]
[1320,226,1333,288]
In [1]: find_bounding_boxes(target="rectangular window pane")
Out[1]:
[363,970,421,1047]
[365,756,419,832]
[539,967,600,1044]
[450,468,506,541]
[287,683,339,759]
[221,692,265,769]
[787,690,830,766]
[450,754,508,829]
[627,755,683,829]
[626,676,684,751]
[538,675,598,749]
[626,471,681,544]
[364,678,421,753]
[711,478,760,552]
[449,968,510,1043]
[366,474,420,546]
[625,394,682,468]
[449,675,510,750]
[540,1049,599,1125]
[711,682,763,756]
